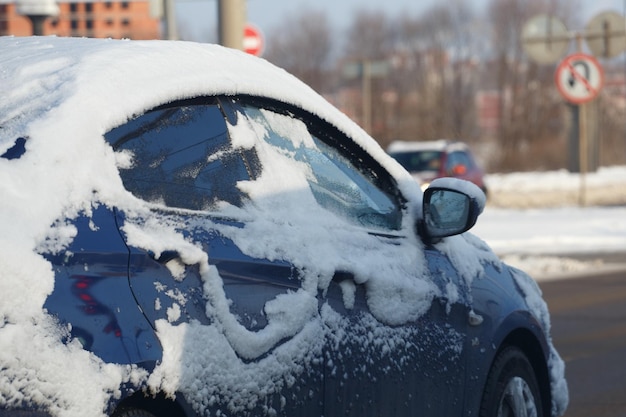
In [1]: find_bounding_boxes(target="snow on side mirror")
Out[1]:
[420,177,486,240]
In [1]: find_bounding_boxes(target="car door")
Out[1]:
[43,205,163,367]
[229,97,473,417]
[105,98,325,417]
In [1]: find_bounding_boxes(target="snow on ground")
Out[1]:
[486,165,626,209]
[473,166,626,281]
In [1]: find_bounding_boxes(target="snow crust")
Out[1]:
[0,36,567,416]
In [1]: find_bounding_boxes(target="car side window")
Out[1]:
[105,100,256,211]
[238,103,402,230]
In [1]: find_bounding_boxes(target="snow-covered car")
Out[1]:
[0,37,567,417]
[388,140,488,195]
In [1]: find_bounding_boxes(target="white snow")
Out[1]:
[0,36,576,417]
[475,167,626,280]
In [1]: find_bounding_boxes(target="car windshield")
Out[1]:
[390,150,442,173]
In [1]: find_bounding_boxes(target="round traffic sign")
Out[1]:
[585,11,626,58]
[554,53,604,104]
[243,24,264,56]
[522,14,570,64]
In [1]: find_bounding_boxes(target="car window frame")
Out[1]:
[104,95,407,232]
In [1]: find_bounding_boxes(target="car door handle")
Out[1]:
[149,250,181,264]
[332,270,355,282]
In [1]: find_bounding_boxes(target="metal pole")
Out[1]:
[218,0,245,50]
[568,104,579,172]
[579,102,588,206]
[28,15,47,35]
[163,0,177,40]
[575,33,588,207]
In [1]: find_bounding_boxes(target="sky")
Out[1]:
[175,0,626,43]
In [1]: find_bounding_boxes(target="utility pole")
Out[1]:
[218,0,245,50]
[342,60,389,134]
[163,0,177,40]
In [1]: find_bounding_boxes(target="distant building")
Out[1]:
[0,0,160,39]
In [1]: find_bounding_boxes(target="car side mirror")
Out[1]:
[419,177,486,241]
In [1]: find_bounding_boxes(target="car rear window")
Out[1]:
[390,150,443,172]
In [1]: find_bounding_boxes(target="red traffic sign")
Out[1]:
[555,53,604,104]
[243,24,264,56]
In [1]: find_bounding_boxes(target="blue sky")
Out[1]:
[175,0,626,42]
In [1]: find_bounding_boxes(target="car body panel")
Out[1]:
[44,206,162,366]
[320,245,471,416]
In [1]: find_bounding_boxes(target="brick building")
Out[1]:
[0,0,160,39]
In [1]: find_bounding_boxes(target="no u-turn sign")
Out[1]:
[555,53,604,104]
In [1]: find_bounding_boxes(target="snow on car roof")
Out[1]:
[0,36,410,183]
[0,35,420,222]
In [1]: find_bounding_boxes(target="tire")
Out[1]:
[479,346,544,417]
[112,408,158,417]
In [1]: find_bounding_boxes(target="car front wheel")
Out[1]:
[479,346,544,417]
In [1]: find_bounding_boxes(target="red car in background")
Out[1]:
[387,140,488,195]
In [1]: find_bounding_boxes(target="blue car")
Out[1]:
[0,37,567,417]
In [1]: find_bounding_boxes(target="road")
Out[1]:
[540,268,626,417]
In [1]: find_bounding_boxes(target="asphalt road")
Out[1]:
[540,268,626,417]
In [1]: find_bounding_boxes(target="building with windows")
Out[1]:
[0,0,160,39]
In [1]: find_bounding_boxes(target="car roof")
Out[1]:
[0,36,420,203]
[387,140,470,153]
[0,36,349,139]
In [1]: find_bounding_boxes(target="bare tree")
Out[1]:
[343,9,392,61]
[261,0,622,173]
[417,2,480,140]
[380,2,482,146]
[339,10,394,140]
[263,9,333,93]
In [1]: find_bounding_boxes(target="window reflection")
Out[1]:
[106,102,255,211]
[240,105,401,230]
[428,190,469,230]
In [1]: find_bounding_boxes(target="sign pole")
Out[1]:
[579,101,588,206]
[576,34,587,206]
